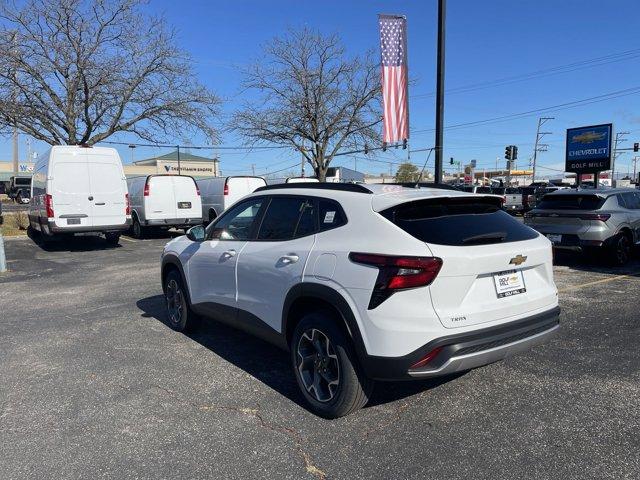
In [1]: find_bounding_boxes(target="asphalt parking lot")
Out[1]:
[1,234,639,479]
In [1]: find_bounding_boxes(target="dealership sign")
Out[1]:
[565,123,612,173]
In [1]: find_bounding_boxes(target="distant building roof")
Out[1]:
[133,149,218,165]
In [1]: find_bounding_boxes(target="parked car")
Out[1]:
[196,176,266,224]
[520,186,538,211]
[286,177,319,183]
[524,188,640,265]
[8,176,32,204]
[161,183,560,418]
[28,146,130,245]
[127,175,202,238]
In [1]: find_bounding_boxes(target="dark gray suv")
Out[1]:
[524,188,640,265]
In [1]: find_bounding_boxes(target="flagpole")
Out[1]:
[434,0,446,184]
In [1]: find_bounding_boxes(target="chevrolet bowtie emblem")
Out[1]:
[509,255,527,266]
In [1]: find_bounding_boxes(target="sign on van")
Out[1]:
[565,124,612,173]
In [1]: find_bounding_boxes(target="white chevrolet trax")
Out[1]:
[160,183,560,418]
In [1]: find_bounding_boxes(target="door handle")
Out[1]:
[223,249,237,257]
[280,254,299,264]
[88,196,94,201]
[95,202,105,206]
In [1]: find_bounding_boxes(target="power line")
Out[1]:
[412,85,640,134]
[99,140,288,151]
[413,47,640,99]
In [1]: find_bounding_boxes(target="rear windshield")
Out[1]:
[14,178,31,186]
[380,197,539,246]
[536,194,605,210]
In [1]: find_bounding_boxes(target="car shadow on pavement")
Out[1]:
[553,249,640,275]
[30,233,122,252]
[136,294,460,412]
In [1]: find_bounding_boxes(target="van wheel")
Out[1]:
[608,233,632,266]
[105,233,120,246]
[291,312,373,419]
[164,270,197,332]
[132,216,145,239]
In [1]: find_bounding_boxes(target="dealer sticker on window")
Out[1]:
[493,270,526,298]
[323,211,336,223]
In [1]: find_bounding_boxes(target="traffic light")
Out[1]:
[504,145,512,160]
[512,146,518,160]
[402,139,407,150]
[450,157,454,165]
[634,142,639,152]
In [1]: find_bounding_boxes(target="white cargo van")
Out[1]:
[28,146,131,245]
[127,175,202,238]
[196,176,266,223]
[285,176,319,183]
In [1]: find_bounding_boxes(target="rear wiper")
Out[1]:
[462,231,507,244]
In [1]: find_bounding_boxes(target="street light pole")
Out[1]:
[434,0,446,184]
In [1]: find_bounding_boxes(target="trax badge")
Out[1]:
[509,255,527,266]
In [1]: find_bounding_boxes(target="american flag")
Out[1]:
[378,14,409,144]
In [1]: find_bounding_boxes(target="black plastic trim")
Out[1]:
[255,183,373,194]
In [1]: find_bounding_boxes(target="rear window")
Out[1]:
[505,188,519,194]
[14,178,31,186]
[380,197,538,246]
[536,194,605,210]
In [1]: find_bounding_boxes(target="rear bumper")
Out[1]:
[47,218,131,234]
[361,306,560,381]
[144,218,201,227]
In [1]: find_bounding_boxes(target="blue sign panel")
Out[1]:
[565,124,612,173]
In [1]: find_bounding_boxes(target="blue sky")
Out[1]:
[3,0,640,178]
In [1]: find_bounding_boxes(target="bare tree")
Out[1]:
[231,28,381,181]
[0,0,220,145]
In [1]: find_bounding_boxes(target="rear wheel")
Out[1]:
[132,215,145,239]
[291,312,373,419]
[608,233,632,266]
[164,270,197,332]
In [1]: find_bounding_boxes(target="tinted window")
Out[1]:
[258,197,315,240]
[210,198,263,240]
[319,200,347,232]
[505,188,520,194]
[380,197,538,246]
[536,194,605,210]
[622,192,640,209]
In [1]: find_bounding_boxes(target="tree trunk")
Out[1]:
[317,165,327,182]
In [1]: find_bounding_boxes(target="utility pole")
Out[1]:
[531,117,554,182]
[251,164,256,176]
[632,156,638,184]
[434,0,446,184]
[176,145,181,175]
[300,151,305,177]
[612,131,629,184]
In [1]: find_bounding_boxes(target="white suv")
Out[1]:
[160,183,560,418]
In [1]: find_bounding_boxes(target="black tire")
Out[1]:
[291,312,373,419]
[209,209,217,224]
[16,193,22,204]
[607,232,632,266]
[163,270,197,332]
[131,215,145,239]
[105,233,120,246]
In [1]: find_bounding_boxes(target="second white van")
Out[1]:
[127,175,202,238]
[196,176,266,223]
[28,145,130,245]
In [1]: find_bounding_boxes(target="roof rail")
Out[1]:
[254,183,373,194]
[393,182,462,191]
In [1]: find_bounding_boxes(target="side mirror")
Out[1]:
[186,225,206,242]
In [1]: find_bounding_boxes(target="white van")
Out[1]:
[28,145,130,245]
[196,176,266,223]
[285,177,319,183]
[127,175,202,238]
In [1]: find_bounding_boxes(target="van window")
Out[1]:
[380,197,538,246]
[536,194,605,210]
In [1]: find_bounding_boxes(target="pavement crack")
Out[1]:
[151,384,326,480]
[362,400,413,439]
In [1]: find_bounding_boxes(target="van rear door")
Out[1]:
[51,160,92,229]
[87,152,126,227]
[145,176,177,220]
[172,176,201,219]
[225,177,266,209]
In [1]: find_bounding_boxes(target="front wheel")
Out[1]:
[291,312,373,419]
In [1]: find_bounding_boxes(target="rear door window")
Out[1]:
[380,197,538,246]
[536,194,605,210]
[258,197,316,240]
[319,199,347,232]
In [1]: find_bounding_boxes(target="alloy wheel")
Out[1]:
[166,279,184,325]
[296,328,340,403]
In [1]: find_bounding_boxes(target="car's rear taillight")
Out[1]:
[349,253,443,309]
[125,193,131,215]
[143,181,150,196]
[223,183,229,196]
[45,194,54,218]
[578,213,610,222]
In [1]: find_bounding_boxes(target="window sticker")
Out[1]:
[323,211,336,223]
